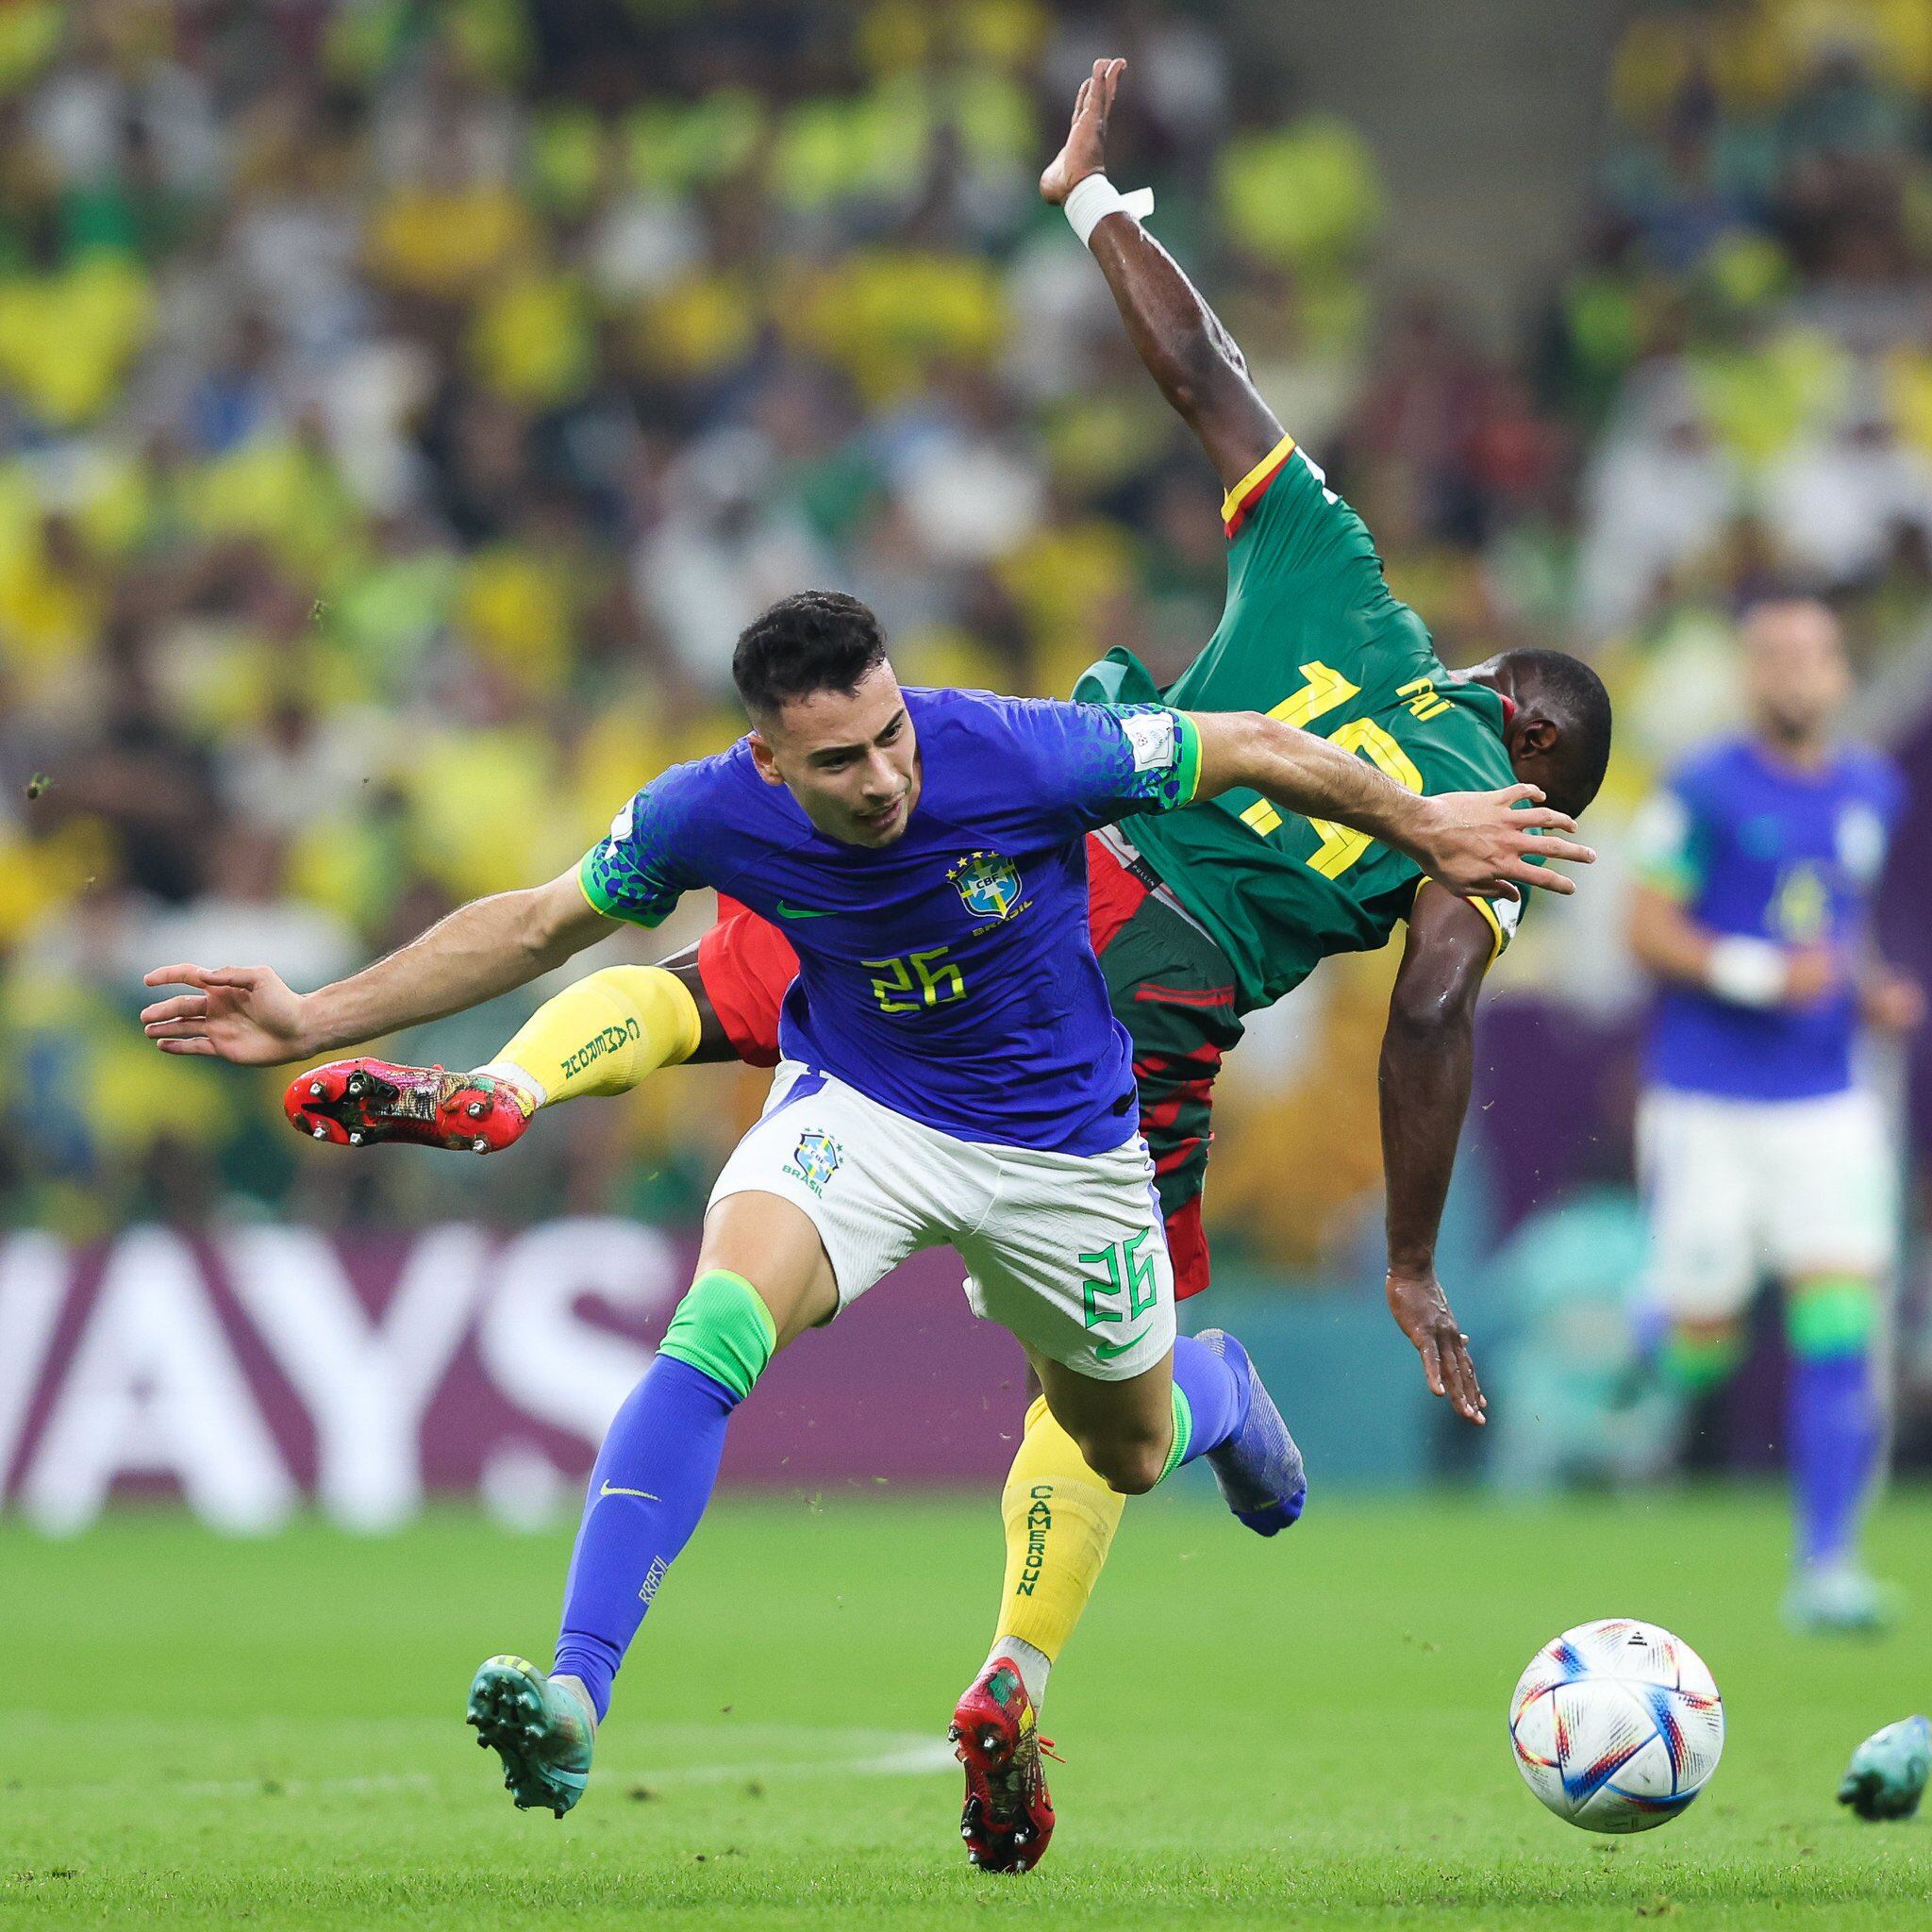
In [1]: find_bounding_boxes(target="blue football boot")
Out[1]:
[1194,1327,1307,1536]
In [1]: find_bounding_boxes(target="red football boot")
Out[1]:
[949,1657,1057,1873]
[284,1058,535,1155]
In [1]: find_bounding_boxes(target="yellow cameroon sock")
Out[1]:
[986,1397,1126,1706]
[480,965,701,1108]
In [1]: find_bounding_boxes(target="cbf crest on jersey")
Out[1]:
[948,850,1023,922]
[786,1127,841,1196]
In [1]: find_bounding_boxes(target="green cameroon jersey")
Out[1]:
[1074,433,1522,1013]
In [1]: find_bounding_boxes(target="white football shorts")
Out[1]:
[708,1059,1175,1381]
[1636,1084,1898,1323]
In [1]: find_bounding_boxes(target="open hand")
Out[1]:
[141,963,311,1065]
[1387,1266,1487,1424]
[1415,784,1593,902]
[1041,57,1124,205]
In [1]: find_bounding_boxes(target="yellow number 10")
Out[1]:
[1239,661,1424,878]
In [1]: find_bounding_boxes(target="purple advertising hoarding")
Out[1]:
[0,1222,1023,1533]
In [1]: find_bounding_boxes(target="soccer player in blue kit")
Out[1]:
[1628,597,1922,1632]
[138,590,1588,1820]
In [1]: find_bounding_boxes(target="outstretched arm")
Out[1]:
[1626,879,1838,1009]
[1042,58,1283,490]
[1377,883,1496,1424]
[141,868,615,1065]
[1189,708,1592,904]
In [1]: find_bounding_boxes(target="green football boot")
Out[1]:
[1838,1715,1931,1822]
[1782,1560,1896,1636]
[466,1655,595,1817]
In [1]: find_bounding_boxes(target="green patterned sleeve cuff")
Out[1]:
[1171,710,1203,809]
[1102,703,1202,816]
[577,849,617,914]
[577,843,674,927]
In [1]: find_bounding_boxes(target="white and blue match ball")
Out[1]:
[1508,1618,1724,1833]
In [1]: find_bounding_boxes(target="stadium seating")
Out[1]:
[0,0,1924,1260]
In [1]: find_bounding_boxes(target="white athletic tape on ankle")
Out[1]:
[1063,174,1156,248]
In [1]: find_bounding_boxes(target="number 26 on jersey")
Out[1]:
[865,945,967,1015]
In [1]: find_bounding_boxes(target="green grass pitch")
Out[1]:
[2,1488,1927,1929]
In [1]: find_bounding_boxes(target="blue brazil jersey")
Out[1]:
[579,685,1204,1155]
[1636,735,1904,1101]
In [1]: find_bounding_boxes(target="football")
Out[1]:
[1508,1618,1725,1833]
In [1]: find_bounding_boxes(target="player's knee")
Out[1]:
[1664,1319,1741,1396]
[1786,1274,1876,1360]
[658,1269,777,1403]
[1079,1429,1167,1496]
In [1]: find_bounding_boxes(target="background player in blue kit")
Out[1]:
[137,589,1587,1821]
[1628,598,1923,1633]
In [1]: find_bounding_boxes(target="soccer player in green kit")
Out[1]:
[277,59,1611,1872]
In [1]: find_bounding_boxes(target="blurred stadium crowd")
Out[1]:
[0,0,1928,1254]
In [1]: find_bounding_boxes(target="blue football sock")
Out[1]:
[1164,1331,1252,1473]
[1790,1351,1876,1569]
[551,1354,740,1720]
[1786,1277,1879,1570]
[550,1268,775,1719]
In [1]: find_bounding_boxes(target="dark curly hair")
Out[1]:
[732,591,889,718]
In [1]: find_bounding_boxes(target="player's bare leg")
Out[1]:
[686,1190,843,1350]
[1032,1339,1306,1530]
[284,960,712,1153]
[471,1191,836,1817]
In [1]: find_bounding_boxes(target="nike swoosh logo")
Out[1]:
[599,1481,658,1501]
[1092,1332,1148,1361]
[775,901,833,919]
